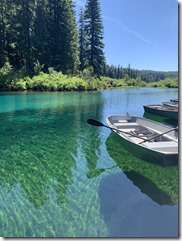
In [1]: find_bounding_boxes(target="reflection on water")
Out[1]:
[124,170,173,205]
[143,112,178,127]
[105,133,178,205]
[99,172,178,238]
[98,132,178,237]
[0,89,178,237]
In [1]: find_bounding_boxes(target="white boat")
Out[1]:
[162,101,178,108]
[106,113,178,167]
[143,104,178,120]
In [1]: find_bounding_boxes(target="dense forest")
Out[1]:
[102,64,178,83]
[0,0,79,75]
[0,0,178,91]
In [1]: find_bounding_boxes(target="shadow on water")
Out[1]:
[124,170,173,205]
[143,112,178,127]
[105,133,178,205]
[97,132,178,237]
[98,172,178,238]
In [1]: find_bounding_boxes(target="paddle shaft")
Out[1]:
[87,119,178,144]
[139,127,178,144]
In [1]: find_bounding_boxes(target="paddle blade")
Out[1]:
[87,119,105,127]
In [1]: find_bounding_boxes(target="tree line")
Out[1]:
[103,64,178,82]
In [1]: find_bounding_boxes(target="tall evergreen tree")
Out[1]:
[0,0,8,67]
[6,0,25,69]
[61,0,78,74]
[13,0,36,75]
[0,0,22,69]
[46,0,78,74]
[45,0,61,69]
[32,0,48,70]
[84,0,105,77]
[78,7,88,71]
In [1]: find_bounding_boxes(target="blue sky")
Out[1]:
[75,0,178,71]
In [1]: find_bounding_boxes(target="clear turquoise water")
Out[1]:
[0,88,178,237]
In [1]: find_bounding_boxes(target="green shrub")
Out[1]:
[13,80,27,90]
[81,67,94,81]
[147,77,178,88]
[0,65,178,92]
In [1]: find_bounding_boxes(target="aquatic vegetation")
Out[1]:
[0,89,178,237]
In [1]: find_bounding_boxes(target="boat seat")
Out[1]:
[129,136,147,144]
[116,128,136,134]
[114,123,139,130]
[142,141,177,148]
[118,120,128,123]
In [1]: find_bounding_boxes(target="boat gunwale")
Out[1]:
[143,104,178,112]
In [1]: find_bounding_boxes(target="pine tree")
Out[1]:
[61,0,78,74]
[0,0,23,69]
[0,0,8,67]
[32,0,48,70]
[78,7,88,71]
[45,0,78,74]
[5,0,18,68]
[13,0,36,75]
[84,0,105,77]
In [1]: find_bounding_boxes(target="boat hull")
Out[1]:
[143,105,178,120]
[113,132,178,167]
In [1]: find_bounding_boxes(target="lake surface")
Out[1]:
[0,88,178,237]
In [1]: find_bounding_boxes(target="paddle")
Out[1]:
[139,127,178,144]
[87,119,148,141]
